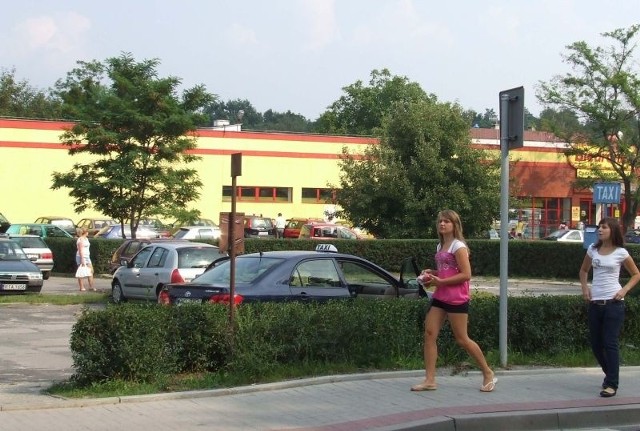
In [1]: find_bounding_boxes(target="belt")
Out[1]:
[590,299,620,305]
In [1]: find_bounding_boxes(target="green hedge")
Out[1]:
[69,296,640,384]
[46,237,640,280]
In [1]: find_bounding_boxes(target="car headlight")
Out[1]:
[28,272,43,280]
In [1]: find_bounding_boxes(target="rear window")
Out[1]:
[177,247,220,269]
[249,218,273,229]
[11,237,47,248]
[196,256,284,284]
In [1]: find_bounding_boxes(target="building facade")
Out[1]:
[0,118,617,236]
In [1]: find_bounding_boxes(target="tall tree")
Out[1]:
[51,53,214,238]
[0,68,61,119]
[537,24,640,231]
[315,69,427,136]
[335,97,501,239]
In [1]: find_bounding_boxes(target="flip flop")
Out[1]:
[480,377,498,392]
[411,382,438,391]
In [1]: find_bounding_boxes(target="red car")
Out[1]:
[298,223,360,240]
[283,218,325,239]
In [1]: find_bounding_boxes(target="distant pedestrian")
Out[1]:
[275,213,286,239]
[559,221,568,230]
[411,209,496,393]
[579,217,640,397]
[75,227,95,292]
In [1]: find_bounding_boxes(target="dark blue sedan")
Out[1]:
[158,244,422,305]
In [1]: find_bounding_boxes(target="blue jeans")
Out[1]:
[588,300,625,389]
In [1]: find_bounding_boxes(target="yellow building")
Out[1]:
[1,118,615,237]
[0,118,374,225]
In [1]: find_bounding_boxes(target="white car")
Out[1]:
[7,234,54,280]
[111,241,223,303]
[94,224,159,239]
[543,229,584,243]
[172,225,221,240]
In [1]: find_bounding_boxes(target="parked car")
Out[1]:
[111,241,223,303]
[6,234,54,280]
[0,238,44,293]
[5,223,74,238]
[542,229,584,243]
[159,244,423,305]
[298,223,359,240]
[109,238,190,274]
[244,216,275,238]
[283,217,325,239]
[94,224,158,239]
[76,217,117,237]
[139,218,172,238]
[625,230,640,244]
[173,225,221,240]
[34,216,77,237]
[0,212,10,233]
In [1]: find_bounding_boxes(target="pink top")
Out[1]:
[431,239,470,305]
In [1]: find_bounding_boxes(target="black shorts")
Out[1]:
[431,298,469,314]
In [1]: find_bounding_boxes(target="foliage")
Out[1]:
[67,296,640,386]
[0,68,61,119]
[315,69,428,136]
[50,53,215,238]
[333,94,501,238]
[203,98,314,132]
[537,24,640,231]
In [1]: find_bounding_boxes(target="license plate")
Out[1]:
[177,298,201,305]
[258,231,268,236]
[0,283,27,291]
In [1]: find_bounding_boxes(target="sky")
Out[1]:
[1,1,638,121]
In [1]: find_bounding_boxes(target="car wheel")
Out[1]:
[42,271,50,280]
[112,280,127,304]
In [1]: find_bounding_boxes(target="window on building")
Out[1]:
[302,187,339,204]
[222,186,292,202]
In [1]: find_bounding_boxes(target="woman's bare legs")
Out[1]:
[77,276,86,291]
[448,313,494,387]
[87,264,95,290]
[412,306,446,390]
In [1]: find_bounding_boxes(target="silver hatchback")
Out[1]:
[111,241,223,303]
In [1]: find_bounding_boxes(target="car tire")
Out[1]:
[42,271,50,280]
[112,280,127,304]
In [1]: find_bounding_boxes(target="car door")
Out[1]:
[135,246,170,300]
[119,246,154,299]
[289,258,350,301]
[335,258,401,299]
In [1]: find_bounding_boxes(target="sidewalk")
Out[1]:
[2,367,640,430]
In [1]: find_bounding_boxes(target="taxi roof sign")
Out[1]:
[315,244,338,253]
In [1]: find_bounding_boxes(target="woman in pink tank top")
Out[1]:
[411,210,496,393]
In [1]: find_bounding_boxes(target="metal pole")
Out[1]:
[229,175,237,325]
[499,93,510,367]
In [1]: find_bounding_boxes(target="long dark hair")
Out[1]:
[593,217,624,249]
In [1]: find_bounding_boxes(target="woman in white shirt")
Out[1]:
[579,217,640,397]
[76,227,96,291]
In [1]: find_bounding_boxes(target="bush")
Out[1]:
[69,296,640,385]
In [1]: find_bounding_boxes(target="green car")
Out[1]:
[5,223,74,238]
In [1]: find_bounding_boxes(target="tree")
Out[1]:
[315,69,428,136]
[537,24,640,231]
[0,68,61,119]
[334,96,501,239]
[51,53,215,238]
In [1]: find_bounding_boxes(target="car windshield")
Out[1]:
[0,242,28,260]
[177,247,220,268]
[251,218,273,229]
[195,256,284,284]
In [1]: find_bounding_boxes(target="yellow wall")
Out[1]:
[0,120,372,225]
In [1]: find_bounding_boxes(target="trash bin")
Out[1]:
[583,225,598,249]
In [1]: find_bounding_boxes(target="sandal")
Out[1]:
[480,377,498,392]
[600,387,616,397]
[411,381,438,391]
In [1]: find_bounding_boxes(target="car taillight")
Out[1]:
[158,290,170,305]
[170,269,184,283]
[208,294,243,305]
[41,252,53,259]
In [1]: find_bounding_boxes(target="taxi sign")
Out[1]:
[315,244,338,253]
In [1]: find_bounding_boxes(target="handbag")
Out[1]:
[75,265,92,278]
